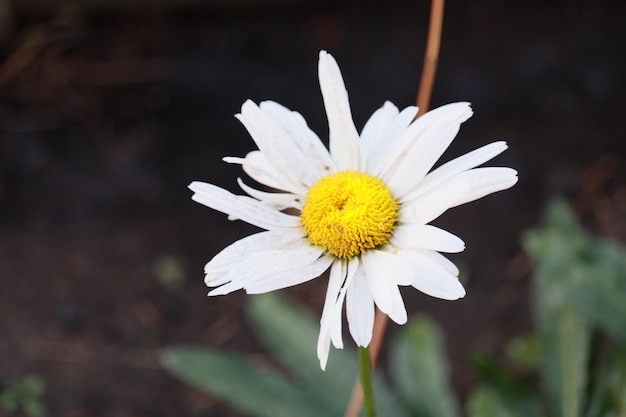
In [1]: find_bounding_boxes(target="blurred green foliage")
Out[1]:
[0,374,46,417]
[163,199,626,417]
[153,255,187,291]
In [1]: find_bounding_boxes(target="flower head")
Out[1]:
[189,50,518,369]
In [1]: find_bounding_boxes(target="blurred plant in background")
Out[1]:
[163,199,626,417]
[0,374,46,417]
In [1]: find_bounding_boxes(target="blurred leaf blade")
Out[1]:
[586,346,626,417]
[390,315,461,417]
[466,384,543,417]
[161,346,334,417]
[246,292,355,412]
[523,200,597,417]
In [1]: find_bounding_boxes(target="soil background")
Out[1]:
[1,0,625,416]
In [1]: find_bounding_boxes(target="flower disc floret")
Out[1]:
[301,171,399,259]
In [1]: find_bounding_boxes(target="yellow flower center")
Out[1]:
[300,171,399,259]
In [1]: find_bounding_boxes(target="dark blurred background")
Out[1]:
[0,0,625,415]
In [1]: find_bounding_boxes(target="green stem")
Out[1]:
[358,346,377,417]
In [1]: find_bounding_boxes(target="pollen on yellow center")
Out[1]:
[300,170,399,259]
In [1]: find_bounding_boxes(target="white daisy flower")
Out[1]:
[189,50,518,370]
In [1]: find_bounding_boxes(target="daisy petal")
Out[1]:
[387,283,408,325]
[361,251,409,322]
[391,224,465,253]
[400,174,470,225]
[189,181,300,230]
[330,258,359,349]
[384,102,474,198]
[401,141,509,202]
[237,178,303,211]
[318,260,345,370]
[450,167,519,208]
[416,249,460,276]
[237,100,319,194]
[224,151,284,191]
[402,250,466,300]
[245,255,333,294]
[360,103,420,177]
[346,267,374,347]
[360,101,399,169]
[205,229,302,277]
[318,51,363,171]
[259,101,336,179]
[208,241,323,296]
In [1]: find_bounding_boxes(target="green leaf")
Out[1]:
[468,351,545,417]
[524,200,593,417]
[466,384,543,417]
[505,336,540,371]
[390,315,460,417]
[161,346,334,417]
[0,389,18,413]
[246,293,356,412]
[21,375,45,398]
[246,292,409,417]
[524,199,626,344]
[586,346,626,417]
[23,399,46,417]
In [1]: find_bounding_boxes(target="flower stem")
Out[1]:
[358,346,377,417]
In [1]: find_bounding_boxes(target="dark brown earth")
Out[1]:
[1,0,625,415]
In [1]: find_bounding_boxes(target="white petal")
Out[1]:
[237,178,303,211]
[361,251,408,324]
[402,250,466,300]
[360,101,399,171]
[383,103,474,198]
[346,267,374,347]
[259,101,336,179]
[417,249,460,276]
[361,103,420,177]
[318,50,363,171]
[318,260,345,370]
[449,167,518,208]
[237,100,318,194]
[387,283,408,325]
[330,258,359,349]
[245,255,333,294]
[391,224,465,253]
[189,181,300,230]
[224,151,285,192]
[205,229,302,277]
[399,174,470,225]
[208,241,323,296]
[379,103,471,180]
[403,141,510,202]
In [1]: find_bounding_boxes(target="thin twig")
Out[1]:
[343,0,446,415]
[416,0,446,116]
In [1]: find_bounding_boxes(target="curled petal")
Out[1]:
[208,241,323,296]
[189,181,300,230]
[224,151,285,191]
[245,255,333,294]
[259,101,336,180]
[237,178,303,211]
[237,100,318,194]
